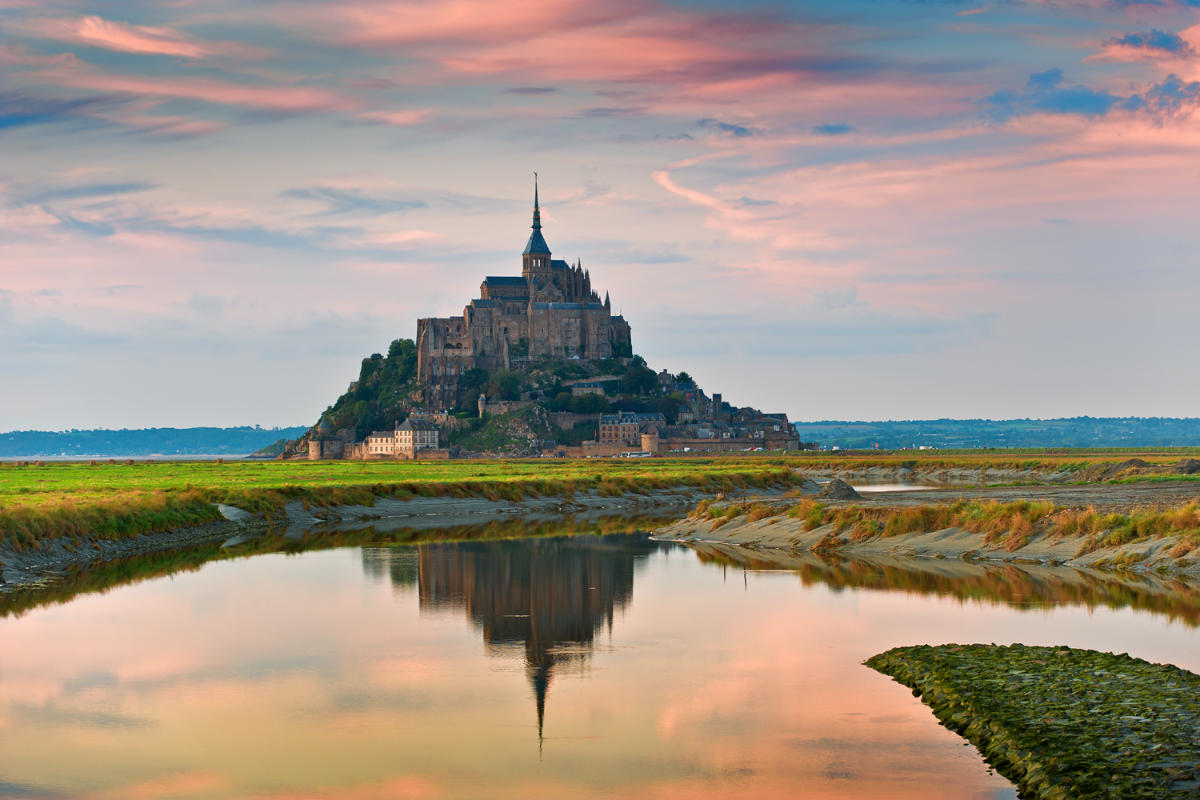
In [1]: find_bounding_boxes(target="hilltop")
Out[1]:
[286,339,784,456]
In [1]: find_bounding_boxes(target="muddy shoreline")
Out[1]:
[654,481,1200,581]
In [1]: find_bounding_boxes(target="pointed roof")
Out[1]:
[523,173,551,255]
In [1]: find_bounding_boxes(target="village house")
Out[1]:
[311,417,445,460]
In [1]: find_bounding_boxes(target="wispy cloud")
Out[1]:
[697,117,762,138]
[38,66,359,114]
[985,67,1200,120]
[18,181,155,203]
[354,109,433,126]
[20,15,268,60]
[282,187,427,216]
[1091,29,1196,62]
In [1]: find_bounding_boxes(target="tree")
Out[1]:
[569,393,611,413]
[620,365,657,395]
[653,396,681,424]
[674,371,693,386]
[460,367,490,396]
[488,370,522,401]
[545,391,572,412]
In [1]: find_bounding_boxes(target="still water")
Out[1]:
[2,532,1198,800]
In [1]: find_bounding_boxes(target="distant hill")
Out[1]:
[794,417,1200,450]
[0,426,309,458]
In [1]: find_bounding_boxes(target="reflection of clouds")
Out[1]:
[245,775,437,800]
[0,778,65,799]
[13,541,1197,799]
[83,771,228,800]
[6,702,151,730]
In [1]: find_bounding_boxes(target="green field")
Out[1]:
[1,450,1195,549]
[0,456,807,548]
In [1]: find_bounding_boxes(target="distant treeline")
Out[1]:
[793,417,1200,450]
[0,426,309,458]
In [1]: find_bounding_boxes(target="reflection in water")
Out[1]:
[0,512,679,620]
[363,534,663,746]
[3,528,1199,800]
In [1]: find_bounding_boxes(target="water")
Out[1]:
[2,531,1197,800]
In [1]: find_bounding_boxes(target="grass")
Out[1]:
[694,497,1200,556]
[0,457,806,549]
[3,449,1197,551]
[866,644,1200,799]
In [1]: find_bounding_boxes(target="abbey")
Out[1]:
[417,181,633,409]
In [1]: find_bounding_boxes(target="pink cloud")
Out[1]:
[0,43,81,68]
[356,109,434,126]
[286,0,825,90]
[39,65,359,114]
[22,15,268,60]
[320,0,644,48]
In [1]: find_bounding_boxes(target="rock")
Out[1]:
[1175,459,1200,475]
[818,479,862,500]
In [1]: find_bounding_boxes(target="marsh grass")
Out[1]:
[698,497,1200,556]
[0,458,801,549]
[5,450,1197,551]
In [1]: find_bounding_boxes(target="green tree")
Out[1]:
[460,367,490,395]
[569,393,611,413]
[620,365,657,395]
[653,396,681,424]
[488,370,522,401]
[545,391,572,412]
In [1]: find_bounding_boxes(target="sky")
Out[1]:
[2,0,1199,429]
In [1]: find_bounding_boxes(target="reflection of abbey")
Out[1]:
[360,535,662,747]
[417,180,632,409]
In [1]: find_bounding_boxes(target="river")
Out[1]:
[2,529,1197,799]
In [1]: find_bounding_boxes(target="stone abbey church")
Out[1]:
[417,182,633,409]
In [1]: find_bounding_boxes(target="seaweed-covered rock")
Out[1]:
[866,643,1200,800]
[817,479,862,500]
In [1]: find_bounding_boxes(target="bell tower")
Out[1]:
[522,173,552,280]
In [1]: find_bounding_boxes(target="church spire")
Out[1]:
[532,172,541,230]
[522,173,551,258]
